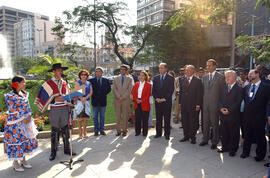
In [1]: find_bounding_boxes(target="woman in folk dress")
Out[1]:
[4,76,38,172]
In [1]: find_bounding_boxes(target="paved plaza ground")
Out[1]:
[0,123,268,178]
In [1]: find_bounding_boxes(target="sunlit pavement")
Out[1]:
[0,123,268,178]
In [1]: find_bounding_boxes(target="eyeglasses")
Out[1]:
[81,74,88,76]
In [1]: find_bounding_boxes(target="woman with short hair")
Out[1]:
[132,70,152,136]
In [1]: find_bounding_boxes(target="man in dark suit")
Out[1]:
[218,70,243,157]
[89,67,111,136]
[199,59,226,150]
[240,69,270,162]
[152,63,174,140]
[179,65,203,144]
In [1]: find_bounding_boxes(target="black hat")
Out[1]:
[48,63,68,72]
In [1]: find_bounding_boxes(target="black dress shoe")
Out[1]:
[240,153,249,159]
[116,132,121,136]
[190,139,196,144]
[94,132,99,136]
[210,144,217,150]
[154,135,161,138]
[179,138,189,142]
[199,142,208,146]
[229,152,236,157]
[49,152,56,161]
[64,150,77,156]
[165,136,170,140]
[135,133,140,136]
[217,148,228,153]
[254,156,264,162]
[100,131,106,135]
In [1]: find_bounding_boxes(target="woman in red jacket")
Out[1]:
[132,70,152,136]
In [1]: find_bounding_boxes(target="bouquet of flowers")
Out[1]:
[0,113,6,132]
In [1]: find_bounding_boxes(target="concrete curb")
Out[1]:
[0,120,156,142]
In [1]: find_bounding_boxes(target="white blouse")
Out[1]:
[138,81,145,99]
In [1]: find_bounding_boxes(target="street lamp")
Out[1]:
[36,28,43,54]
[249,15,255,70]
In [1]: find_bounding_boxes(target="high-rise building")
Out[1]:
[0,6,50,57]
[137,0,176,27]
[14,14,56,58]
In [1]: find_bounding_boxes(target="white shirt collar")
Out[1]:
[140,81,145,85]
[229,82,236,88]
[210,70,216,76]
[253,80,261,87]
[186,75,193,81]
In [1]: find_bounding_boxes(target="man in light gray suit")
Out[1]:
[199,59,225,149]
[113,64,134,137]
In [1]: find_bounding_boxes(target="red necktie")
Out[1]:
[186,77,190,87]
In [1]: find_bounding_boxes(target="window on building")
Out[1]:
[5,15,17,21]
[18,12,28,18]
[5,9,16,16]
[0,9,3,14]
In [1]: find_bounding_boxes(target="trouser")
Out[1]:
[155,101,172,137]
[135,104,150,136]
[242,120,266,159]
[114,99,130,132]
[148,103,153,126]
[93,106,106,132]
[51,125,71,154]
[202,106,219,145]
[200,106,204,132]
[174,95,180,122]
[220,118,240,152]
[181,111,199,140]
[240,112,245,139]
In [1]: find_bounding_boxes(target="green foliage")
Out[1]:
[207,0,234,24]
[13,56,38,75]
[27,54,80,81]
[255,0,270,9]
[236,35,270,65]
[57,0,155,68]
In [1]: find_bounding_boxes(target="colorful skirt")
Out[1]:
[3,122,38,161]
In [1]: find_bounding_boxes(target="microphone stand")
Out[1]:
[60,74,84,170]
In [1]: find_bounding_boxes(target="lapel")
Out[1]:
[252,83,262,102]
[157,74,162,89]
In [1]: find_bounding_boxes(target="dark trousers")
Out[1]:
[155,102,172,137]
[220,118,240,152]
[200,107,204,132]
[181,111,199,140]
[135,104,149,136]
[240,112,245,139]
[243,120,266,159]
[51,125,70,154]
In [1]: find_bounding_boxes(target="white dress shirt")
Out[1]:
[209,70,216,80]
[138,81,145,99]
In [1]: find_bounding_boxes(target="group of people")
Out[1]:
[3,59,270,172]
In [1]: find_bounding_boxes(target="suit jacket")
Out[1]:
[202,71,225,111]
[113,75,133,100]
[152,73,174,104]
[219,83,243,121]
[89,77,111,107]
[179,76,203,112]
[132,81,152,111]
[244,82,270,123]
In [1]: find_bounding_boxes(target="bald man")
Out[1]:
[218,70,243,157]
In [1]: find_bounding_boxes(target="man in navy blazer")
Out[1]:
[89,67,111,136]
[152,63,174,140]
[240,69,270,162]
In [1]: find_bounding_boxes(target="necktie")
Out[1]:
[160,75,164,88]
[98,78,101,87]
[228,85,231,93]
[186,77,190,87]
[209,73,213,81]
[249,84,256,101]
[121,76,124,86]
